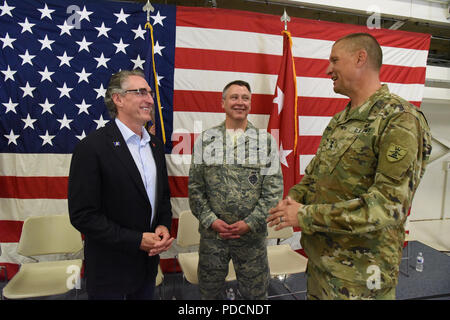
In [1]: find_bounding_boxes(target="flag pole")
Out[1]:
[143,0,166,144]
[280,9,298,156]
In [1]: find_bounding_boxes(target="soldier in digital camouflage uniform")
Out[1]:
[267,33,432,300]
[188,80,283,299]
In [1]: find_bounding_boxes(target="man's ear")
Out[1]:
[112,92,122,107]
[356,49,368,67]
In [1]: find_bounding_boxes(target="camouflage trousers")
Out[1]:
[306,262,396,300]
[198,236,269,300]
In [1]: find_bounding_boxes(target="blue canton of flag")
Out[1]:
[0,0,175,154]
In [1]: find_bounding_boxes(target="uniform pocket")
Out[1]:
[322,135,358,174]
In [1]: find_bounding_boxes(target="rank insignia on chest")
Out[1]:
[325,138,336,150]
[248,172,259,186]
[386,143,407,162]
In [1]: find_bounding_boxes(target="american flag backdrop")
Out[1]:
[0,0,430,278]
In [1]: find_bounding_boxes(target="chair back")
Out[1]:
[17,214,83,256]
[267,224,294,240]
[176,210,200,248]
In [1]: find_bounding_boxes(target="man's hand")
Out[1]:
[211,219,250,239]
[228,221,250,236]
[140,232,160,252]
[267,197,303,230]
[211,219,232,234]
[140,226,174,256]
[211,219,240,239]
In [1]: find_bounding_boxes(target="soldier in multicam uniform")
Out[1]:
[267,33,432,300]
[188,80,283,299]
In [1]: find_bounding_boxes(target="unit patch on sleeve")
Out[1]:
[386,143,408,162]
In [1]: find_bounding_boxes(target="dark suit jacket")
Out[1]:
[68,120,172,295]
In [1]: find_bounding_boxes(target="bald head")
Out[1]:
[334,33,383,71]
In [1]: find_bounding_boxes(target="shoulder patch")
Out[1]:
[386,143,407,162]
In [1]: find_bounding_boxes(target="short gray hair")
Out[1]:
[104,69,146,118]
[222,80,251,100]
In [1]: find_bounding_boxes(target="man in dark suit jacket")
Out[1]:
[68,69,173,300]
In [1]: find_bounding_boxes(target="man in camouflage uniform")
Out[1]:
[267,33,432,299]
[188,80,283,299]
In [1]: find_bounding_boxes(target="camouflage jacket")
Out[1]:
[188,121,283,240]
[289,85,432,287]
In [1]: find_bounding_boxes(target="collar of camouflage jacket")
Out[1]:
[219,120,257,132]
[338,84,390,124]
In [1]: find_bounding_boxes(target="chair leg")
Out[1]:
[172,257,179,300]
[0,266,7,300]
[406,242,410,276]
[400,242,410,277]
[158,281,166,300]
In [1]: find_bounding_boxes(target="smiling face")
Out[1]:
[222,84,251,125]
[113,75,154,134]
[326,41,359,97]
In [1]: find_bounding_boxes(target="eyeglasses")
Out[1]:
[122,88,155,98]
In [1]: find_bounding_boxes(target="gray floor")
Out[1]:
[1,241,449,301]
[396,241,450,300]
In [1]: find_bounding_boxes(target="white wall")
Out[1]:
[410,65,450,221]
[410,99,450,221]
